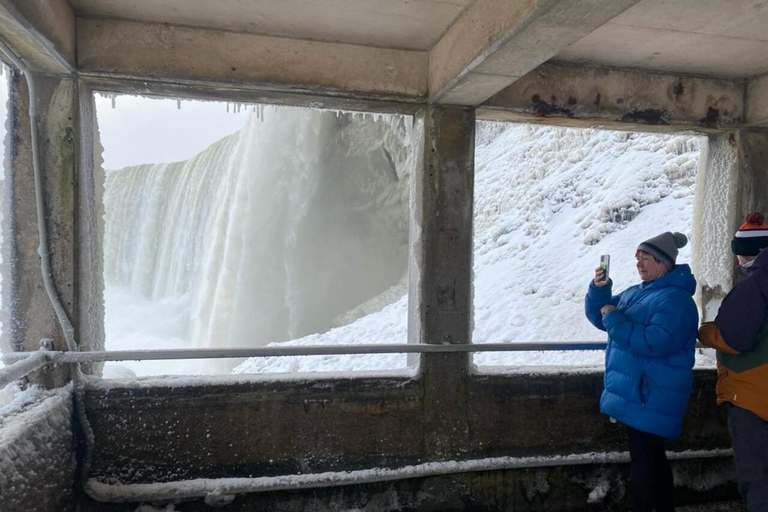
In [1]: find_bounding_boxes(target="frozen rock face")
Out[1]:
[104,108,415,373]
[0,386,76,512]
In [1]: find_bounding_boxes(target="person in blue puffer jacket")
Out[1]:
[585,231,698,512]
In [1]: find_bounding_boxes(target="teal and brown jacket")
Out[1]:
[698,249,768,420]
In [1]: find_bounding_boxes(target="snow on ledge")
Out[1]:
[84,368,418,391]
[86,448,733,504]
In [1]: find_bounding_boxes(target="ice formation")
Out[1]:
[104,107,415,374]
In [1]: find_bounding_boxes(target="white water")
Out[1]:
[104,106,415,374]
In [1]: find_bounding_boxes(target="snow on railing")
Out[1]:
[0,351,51,388]
[85,447,733,504]
[1,342,609,366]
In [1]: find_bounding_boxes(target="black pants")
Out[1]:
[727,404,768,512]
[627,426,675,512]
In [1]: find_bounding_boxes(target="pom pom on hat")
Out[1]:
[672,232,688,249]
[745,212,766,226]
[732,212,768,256]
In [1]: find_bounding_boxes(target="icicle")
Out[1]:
[176,99,182,110]
[111,94,116,109]
[226,103,230,113]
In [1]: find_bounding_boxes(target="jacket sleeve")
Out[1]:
[602,291,696,358]
[585,280,619,332]
[715,275,768,352]
[698,322,740,355]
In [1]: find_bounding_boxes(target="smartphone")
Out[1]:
[599,255,610,283]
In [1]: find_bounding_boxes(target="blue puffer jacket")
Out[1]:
[585,264,699,439]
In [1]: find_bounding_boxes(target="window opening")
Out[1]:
[471,122,711,369]
[96,95,414,377]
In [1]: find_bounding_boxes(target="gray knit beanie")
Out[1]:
[637,232,688,270]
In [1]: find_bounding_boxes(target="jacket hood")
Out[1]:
[646,263,697,296]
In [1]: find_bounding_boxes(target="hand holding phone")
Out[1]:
[594,255,610,287]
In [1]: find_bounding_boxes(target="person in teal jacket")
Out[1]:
[585,231,698,512]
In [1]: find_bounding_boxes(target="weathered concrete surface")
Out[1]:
[428,0,641,105]
[75,84,105,357]
[80,76,423,116]
[80,370,735,509]
[70,0,471,51]
[736,130,768,224]
[4,73,78,386]
[480,62,745,132]
[746,73,768,127]
[416,106,475,348]
[410,107,474,459]
[0,0,74,73]
[6,0,76,65]
[77,18,428,102]
[84,375,423,482]
[0,387,76,512]
[557,0,768,79]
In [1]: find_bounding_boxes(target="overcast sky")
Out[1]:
[95,94,251,170]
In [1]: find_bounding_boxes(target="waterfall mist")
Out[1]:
[103,106,415,374]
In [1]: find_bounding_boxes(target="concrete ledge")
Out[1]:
[480,62,745,133]
[77,18,428,103]
[83,369,729,484]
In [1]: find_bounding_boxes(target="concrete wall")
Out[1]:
[79,370,735,510]
[3,72,78,386]
[0,387,77,512]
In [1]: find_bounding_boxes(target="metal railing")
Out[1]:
[0,341,610,387]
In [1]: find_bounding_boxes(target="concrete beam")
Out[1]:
[0,0,75,73]
[80,76,423,116]
[428,0,641,106]
[479,62,745,133]
[746,73,768,127]
[77,18,428,104]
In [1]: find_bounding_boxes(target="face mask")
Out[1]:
[738,260,756,279]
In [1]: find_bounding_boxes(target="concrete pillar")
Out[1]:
[3,71,78,386]
[693,129,768,320]
[76,83,105,358]
[739,129,768,215]
[409,105,475,458]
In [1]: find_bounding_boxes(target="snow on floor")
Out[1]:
[233,123,714,375]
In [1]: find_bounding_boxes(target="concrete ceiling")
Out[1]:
[556,0,768,78]
[67,0,473,51]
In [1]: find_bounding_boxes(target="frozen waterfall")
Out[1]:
[103,107,415,373]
